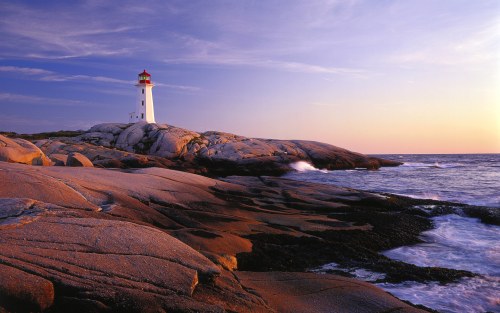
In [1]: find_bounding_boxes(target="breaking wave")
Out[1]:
[380,214,500,313]
[289,161,328,173]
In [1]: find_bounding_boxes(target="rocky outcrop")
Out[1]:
[0,161,442,313]
[35,122,401,176]
[0,134,51,166]
[3,160,486,312]
[34,139,178,171]
[236,272,424,313]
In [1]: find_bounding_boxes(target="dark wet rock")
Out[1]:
[462,206,500,225]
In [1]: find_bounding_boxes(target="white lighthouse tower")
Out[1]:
[129,70,156,123]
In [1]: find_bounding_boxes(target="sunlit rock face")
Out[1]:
[0,134,51,166]
[0,161,428,312]
[33,122,400,176]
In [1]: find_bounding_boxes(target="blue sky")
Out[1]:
[0,0,498,153]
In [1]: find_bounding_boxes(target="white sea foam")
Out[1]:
[289,161,328,173]
[384,215,500,275]
[380,214,500,312]
[310,262,386,282]
[379,276,500,313]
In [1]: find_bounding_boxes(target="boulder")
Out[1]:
[49,153,68,166]
[34,140,66,155]
[66,152,93,167]
[149,126,199,158]
[115,122,148,152]
[0,135,51,166]
[89,123,128,135]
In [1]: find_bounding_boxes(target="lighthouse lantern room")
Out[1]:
[129,70,156,123]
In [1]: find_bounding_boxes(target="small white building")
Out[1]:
[129,70,156,123]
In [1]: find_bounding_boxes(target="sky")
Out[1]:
[0,0,498,154]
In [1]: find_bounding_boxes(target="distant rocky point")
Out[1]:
[1,122,401,176]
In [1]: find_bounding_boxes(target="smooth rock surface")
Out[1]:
[236,272,426,313]
[0,135,51,166]
[0,161,437,312]
[0,264,54,312]
[66,152,93,167]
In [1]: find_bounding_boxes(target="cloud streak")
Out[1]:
[0,66,200,91]
[0,65,54,75]
[0,92,84,106]
[390,16,499,66]
[164,55,364,74]
[0,2,143,59]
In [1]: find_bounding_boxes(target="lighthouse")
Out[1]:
[129,70,156,123]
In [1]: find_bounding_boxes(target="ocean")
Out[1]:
[284,154,500,313]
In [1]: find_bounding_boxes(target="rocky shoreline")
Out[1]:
[2,122,401,176]
[0,126,493,312]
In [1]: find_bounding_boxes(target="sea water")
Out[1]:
[286,154,500,207]
[285,154,500,313]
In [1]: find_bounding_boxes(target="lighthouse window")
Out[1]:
[142,100,144,106]
[142,89,144,94]
[141,113,144,119]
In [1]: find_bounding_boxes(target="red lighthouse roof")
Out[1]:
[138,69,151,84]
[138,69,151,77]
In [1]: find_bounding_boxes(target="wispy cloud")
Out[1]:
[0,1,364,74]
[41,74,200,91]
[0,92,84,106]
[390,20,499,66]
[0,2,143,59]
[154,83,200,91]
[38,74,133,84]
[0,66,200,91]
[0,114,96,132]
[162,32,365,75]
[0,65,54,75]
[164,55,363,74]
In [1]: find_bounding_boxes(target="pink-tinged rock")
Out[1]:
[0,263,54,312]
[0,165,99,210]
[89,123,129,135]
[0,217,221,312]
[0,135,52,166]
[67,152,93,167]
[236,272,427,313]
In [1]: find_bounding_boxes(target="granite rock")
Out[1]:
[0,135,51,166]
[67,152,93,167]
[0,161,436,312]
[66,123,401,176]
